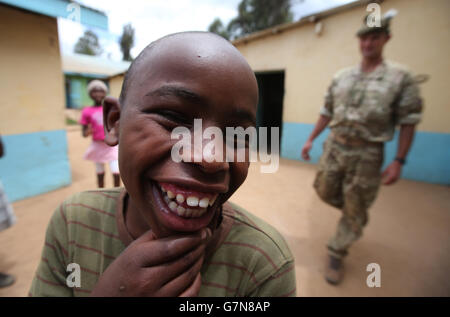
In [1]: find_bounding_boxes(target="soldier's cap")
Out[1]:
[357,9,397,37]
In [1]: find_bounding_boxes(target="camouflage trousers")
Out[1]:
[314,137,384,259]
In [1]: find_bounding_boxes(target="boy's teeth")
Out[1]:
[169,201,177,212]
[209,195,217,206]
[167,191,175,199]
[177,205,186,216]
[199,197,209,208]
[185,208,193,217]
[176,194,185,204]
[159,183,216,218]
[186,196,199,207]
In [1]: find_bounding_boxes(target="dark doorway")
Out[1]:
[255,71,285,152]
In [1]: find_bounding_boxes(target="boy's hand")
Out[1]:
[90,228,211,297]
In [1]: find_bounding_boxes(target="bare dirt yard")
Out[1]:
[1,127,449,296]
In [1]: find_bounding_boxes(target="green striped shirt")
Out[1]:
[29,188,296,297]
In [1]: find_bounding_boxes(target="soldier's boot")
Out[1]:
[325,255,344,285]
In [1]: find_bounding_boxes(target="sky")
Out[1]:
[58,0,354,61]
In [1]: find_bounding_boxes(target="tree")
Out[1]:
[209,0,293,40]
[227,0,293,39]
[119,23,135,61]
[74,30,102,56]
[208,18,230,40]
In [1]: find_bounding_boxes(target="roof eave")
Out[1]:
[232,0,383,45]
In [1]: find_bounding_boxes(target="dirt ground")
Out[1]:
[1,127,449,297]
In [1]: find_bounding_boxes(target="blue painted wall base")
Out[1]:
[281,122,450,186]
[0,130,72,202]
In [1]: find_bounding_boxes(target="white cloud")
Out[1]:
[58,0,355,61]
[59,0,240,61]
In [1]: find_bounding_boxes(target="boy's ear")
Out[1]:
[103,96,121,146]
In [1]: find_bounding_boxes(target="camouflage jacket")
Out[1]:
[320,61,423,142]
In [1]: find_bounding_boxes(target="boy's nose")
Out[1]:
[185,138,229,174]
[195,158,230,174]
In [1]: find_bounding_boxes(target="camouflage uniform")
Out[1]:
[315,61,423,259]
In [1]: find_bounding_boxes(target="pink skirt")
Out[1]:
[84,140,118,163]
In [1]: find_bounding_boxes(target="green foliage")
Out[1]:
[208,18,230,40]
[119,23,135,61]
[208,0,294,40]
[74,30,103,56]
[65,117,78,126]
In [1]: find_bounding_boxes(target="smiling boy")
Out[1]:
[29,32,296,297]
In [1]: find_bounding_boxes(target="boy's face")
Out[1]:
[90,88,106,104]
[108,35,258,238]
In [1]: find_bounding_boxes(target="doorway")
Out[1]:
[255,71,285,152]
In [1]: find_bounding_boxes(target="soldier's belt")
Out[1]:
[331,133,380,147]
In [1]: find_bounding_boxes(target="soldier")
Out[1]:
[301,14,423,285]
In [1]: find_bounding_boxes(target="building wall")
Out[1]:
[109,74,125,99]
[234,0,450,185]
[0,4,71,201]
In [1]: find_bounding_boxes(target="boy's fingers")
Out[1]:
[153,243,206,285]
[159,255,204,297]
[139,228,209,266]
[178,273,202,297]
[131,230,157,244]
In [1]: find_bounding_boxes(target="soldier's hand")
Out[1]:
[382,161,402,185]
[90,228,211,297]
[301,140,313,161]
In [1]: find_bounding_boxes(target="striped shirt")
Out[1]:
[29,188,296,297]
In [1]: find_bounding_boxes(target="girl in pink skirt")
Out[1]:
[80,80,120,188]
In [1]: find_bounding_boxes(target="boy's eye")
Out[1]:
[226,134,249,150]
[150,109,192,126]
[160,110,188,122]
